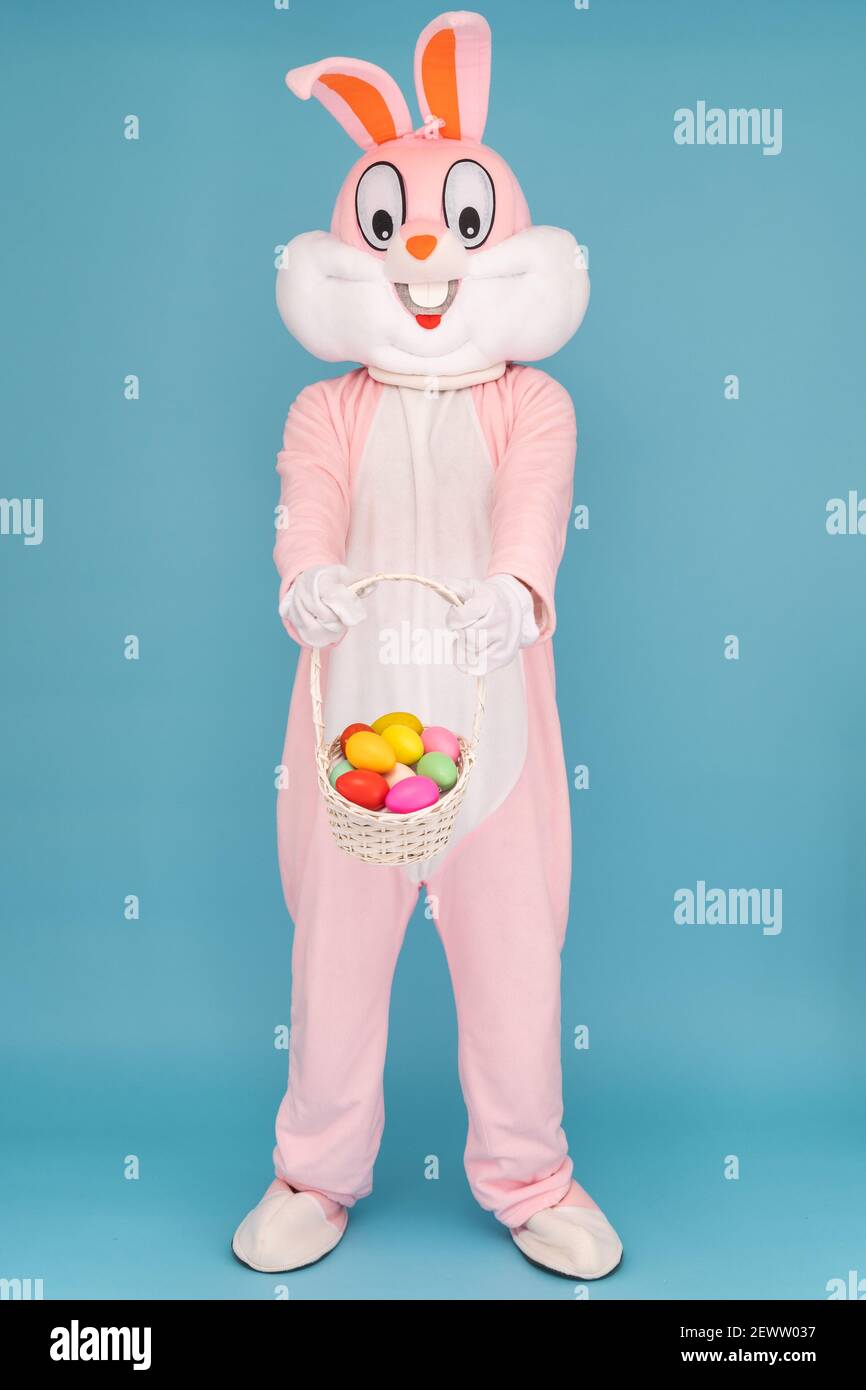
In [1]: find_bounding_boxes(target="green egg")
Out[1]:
[416,751,458,791]
[329,757,353,788]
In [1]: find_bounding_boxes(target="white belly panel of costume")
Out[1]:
[322,384,528,880]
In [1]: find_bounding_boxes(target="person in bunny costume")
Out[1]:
[232,11,623,1280]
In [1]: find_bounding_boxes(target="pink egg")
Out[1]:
[385,775,440,814]
[421,725,460,762]
[385,762,415,789]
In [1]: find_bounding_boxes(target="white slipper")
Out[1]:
[512,1205,623,1279]
[232,1185,347,1273]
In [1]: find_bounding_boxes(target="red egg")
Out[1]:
[339,722,372,756]
[335,769,389,811]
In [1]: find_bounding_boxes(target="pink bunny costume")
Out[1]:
[233,11,623,1280]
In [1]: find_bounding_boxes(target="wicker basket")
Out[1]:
[311,572,485,865]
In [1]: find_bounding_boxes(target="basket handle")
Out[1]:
[309,572,486,764]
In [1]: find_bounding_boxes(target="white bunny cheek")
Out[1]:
[276,230,388,365]
[459,226,591,364]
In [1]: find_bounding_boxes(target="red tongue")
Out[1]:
[416,313,441,330]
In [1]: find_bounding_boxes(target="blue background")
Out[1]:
[2,0,864,1301]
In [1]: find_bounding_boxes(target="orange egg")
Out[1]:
[339,722,372,756]
[344,730,396,774]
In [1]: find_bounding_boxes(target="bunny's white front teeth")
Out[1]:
[408,281,449,309]
[394,279,459,325]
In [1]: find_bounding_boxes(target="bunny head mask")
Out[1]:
[277,10,590,380]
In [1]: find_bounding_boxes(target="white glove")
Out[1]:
[279,564,366,648]
[444,574,540,674]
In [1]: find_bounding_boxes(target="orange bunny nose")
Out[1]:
[405,234,438,260]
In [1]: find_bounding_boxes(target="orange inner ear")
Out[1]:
[421,28,461,139]
[319,74,398,144]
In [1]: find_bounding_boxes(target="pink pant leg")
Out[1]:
[273,650,419,1206]
[273,810,418,1208]
[425,649,575,1229]
[426,842,573,1228]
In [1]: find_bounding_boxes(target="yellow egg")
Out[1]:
[345,730,396,774]
[371,710,423,736]
[381,723,424,765]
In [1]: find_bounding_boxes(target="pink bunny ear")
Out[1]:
[286,58,413,149]
[414,11,491,142]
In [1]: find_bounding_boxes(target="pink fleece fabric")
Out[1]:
[271,364,594,1229]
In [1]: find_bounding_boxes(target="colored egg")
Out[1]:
[381,723,424,765]
[328,757,353,788]
[335,769,389,811]
[371,710,423,736]
[339,722,372,756]
[421,725,460,762]
[385,762,415,789]
[385,775,440,814]
[416,751,459,792]
[345,730,396,774]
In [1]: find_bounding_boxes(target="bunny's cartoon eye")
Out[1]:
[443,160,495,248]
[355,162,406,251]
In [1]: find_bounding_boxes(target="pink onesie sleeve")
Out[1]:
[483,366,577,640]
[273,381,351,607]
[272,369,383,641]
